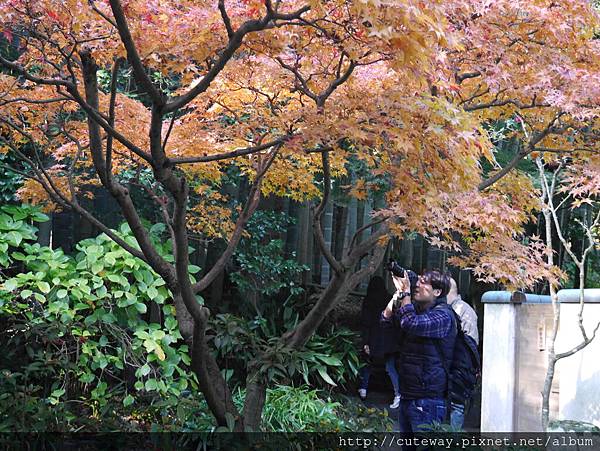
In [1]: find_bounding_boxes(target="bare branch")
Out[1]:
[89,0,118,27]
[317,57,355,106]
[555,321,600,360]
[478,147,529,191]
[79,49,176,284]
[456,71,481,83]
[65,83,153,163]
[464,97,549,112]
[479,113,564,191]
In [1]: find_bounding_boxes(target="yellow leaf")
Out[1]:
[155,344,166,361]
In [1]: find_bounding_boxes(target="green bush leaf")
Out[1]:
[145,379,158,391]
[316,366,337,387]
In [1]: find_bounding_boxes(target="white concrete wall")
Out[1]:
[481,303,517,432]
[556,303,600,427]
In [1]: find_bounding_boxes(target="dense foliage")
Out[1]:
[0,205,371,431]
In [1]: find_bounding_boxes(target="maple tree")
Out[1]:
[1,0,599,429]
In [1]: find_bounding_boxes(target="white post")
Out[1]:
[481,292,518,432]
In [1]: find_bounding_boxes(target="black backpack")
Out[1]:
[435,309,481,405]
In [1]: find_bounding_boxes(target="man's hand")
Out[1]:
[363,344,370,355]
[392,272,410,293]
[384,291,402,318]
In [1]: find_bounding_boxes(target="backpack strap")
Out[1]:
[431,304,457,393]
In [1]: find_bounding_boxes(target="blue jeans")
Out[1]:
[450,402,465,430]
[398,397,446,433]
[359,355,400,396]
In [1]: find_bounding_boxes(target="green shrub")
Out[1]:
[260,385,344,431]
[0,207,196,430]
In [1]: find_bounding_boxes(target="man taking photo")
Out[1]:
[382,269,457,434]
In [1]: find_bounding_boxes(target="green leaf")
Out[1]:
[188,265,201,274]
[20,289,33,299]
[32,212,49,222]
[140,364,151,376]
[5,231,23,246]
[2,278,17,292]
[123,394,135,407]
[146,286,158,299]
[57,289,68,299]
[36,281,51,294]
[315,355,343,366]
[317,366,337,387]
[91,262,104,274]
[135,303,147,314]
[105,253,117,266]
[79,373,95,384]
[145,379,158,391]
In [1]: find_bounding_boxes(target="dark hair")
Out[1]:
[420,270,451,298]
[366,276,386,296]
[364,276,390,309]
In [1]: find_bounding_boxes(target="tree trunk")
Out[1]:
[242,361,268,431]
[191,321,241,430]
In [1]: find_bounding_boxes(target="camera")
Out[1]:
[386,259,406,277]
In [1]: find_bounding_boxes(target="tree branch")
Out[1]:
[0,55,74,88]
[479,113,565,191]
[168,136,291,165]
[79,49,176,284]
[106,57,123,183]
[192,147,281,293]
[348,216,389,253]
[555,321,600,360]
[165,5,310,114]
[65,83,153,163]
[108,0,165,105]
[218,0,235,38]
[313,151,344,275]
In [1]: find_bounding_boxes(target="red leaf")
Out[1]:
[46,9,60,22]
[2,29,13,42]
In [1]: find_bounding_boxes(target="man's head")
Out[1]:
[447,277,459,303]
[414,270,451,304]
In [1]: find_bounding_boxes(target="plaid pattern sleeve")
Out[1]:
[395,303,452,338]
